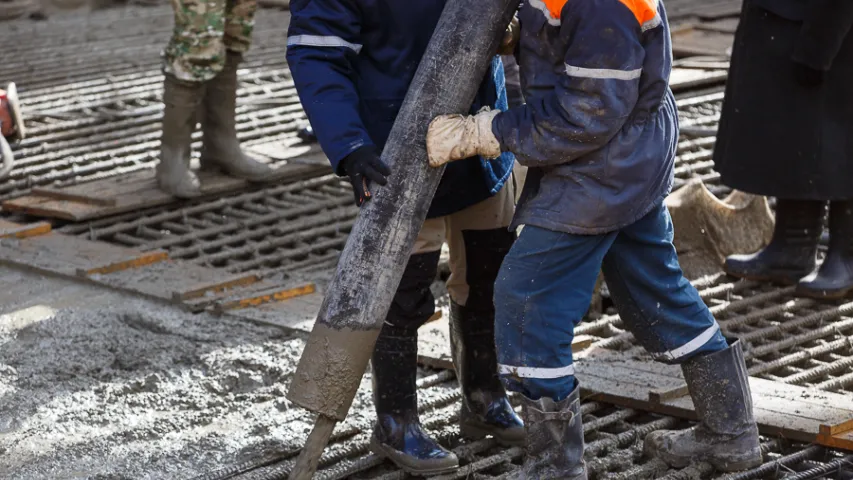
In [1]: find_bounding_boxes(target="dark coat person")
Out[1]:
[717,0,853,300]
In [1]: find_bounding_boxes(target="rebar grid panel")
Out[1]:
[56,174,356,277]
[204,370,850,480]
[581,273,853,395]
[0,7,315,201]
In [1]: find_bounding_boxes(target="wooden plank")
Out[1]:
[818,420,853,451]
[694,0,742,20]
[214,283,316,312]
[671,25,734,58]
[0,219,51,239]
[77,250,169,276]
[0,233,167,277]
[573,348,853,445]
[30,187,118,206]
[172,272,262,301]
[2,152,330,222]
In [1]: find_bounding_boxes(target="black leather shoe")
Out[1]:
[797,201,853,299]
[725,199,824,284]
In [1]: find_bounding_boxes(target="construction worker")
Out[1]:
[286,1,523,475]
[157,0,273,198]
[716,0,853,300]
[426,0,762,477]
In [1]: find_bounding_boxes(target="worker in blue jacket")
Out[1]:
[286,1,523,475]
[427,0,762,477]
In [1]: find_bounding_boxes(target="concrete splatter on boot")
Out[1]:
[644,341,762,472]
[200,51,273,181]
[518,385,587,480]
[450,301,525,446]
[156,74,203,199]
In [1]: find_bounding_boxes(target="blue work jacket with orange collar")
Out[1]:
[285,0,515,219]
[493,0,679,235]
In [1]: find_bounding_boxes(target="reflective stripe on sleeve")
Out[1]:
[498,363,576,379]
[287,35,363,54]
[654,323,722,362]
[565,64,643,80]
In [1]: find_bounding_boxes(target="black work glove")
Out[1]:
[339,146,391,207]
[792,61,825,88]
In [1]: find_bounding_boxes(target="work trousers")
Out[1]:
[379,182,516,340]
[494,203,728,401]
[163,0,256,82]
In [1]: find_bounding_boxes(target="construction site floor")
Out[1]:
[2,3,853,480]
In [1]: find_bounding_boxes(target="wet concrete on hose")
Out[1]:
[0,265,377,479]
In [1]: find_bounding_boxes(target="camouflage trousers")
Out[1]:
[162,0,256,82]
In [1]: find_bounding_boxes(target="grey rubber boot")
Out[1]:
[644,340,762,472]
[517,384,587,480]
[199,51,273,181]
[156,74,204,199]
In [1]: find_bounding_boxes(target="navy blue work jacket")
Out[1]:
[493,0,679,234]
[286,0,515,218]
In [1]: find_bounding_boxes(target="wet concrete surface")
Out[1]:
[0,265,376,479]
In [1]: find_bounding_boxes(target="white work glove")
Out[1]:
[498,16,520,56]
[426,108,502,168]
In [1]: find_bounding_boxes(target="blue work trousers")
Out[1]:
[494,203,728,401]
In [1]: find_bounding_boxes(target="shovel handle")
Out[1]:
[289,415,337,480]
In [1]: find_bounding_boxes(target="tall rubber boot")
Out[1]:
[517,384,587,480]
[199,51,274,181]
[369,251,459,475]
[450,301,525,446]
[724,199,824,284]
[369,333,459,475]
[797,201,853,299]
[644,341,762,472]
[156,74,204,199]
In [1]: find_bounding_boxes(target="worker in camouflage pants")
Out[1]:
[157,0,272,199]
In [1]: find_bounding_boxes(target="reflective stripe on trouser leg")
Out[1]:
[494,225,616,401]
[601,203,728,363]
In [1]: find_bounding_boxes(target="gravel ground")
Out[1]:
[0,272,377,480]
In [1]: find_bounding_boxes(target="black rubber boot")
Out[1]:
[724,199,824,284]
[644,341,762,472]
[199,51,274,181]
[451,227,524,445]
[369,252,459,476]
[797,201,853,299]
[450,301,525,446]
[518,384,587,480]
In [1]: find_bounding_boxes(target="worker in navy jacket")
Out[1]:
[427,0,762,477]
[286,1,522,475]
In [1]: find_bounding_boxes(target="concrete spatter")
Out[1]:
[0,277,378,480]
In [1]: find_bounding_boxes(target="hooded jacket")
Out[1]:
[492,0,679,234]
